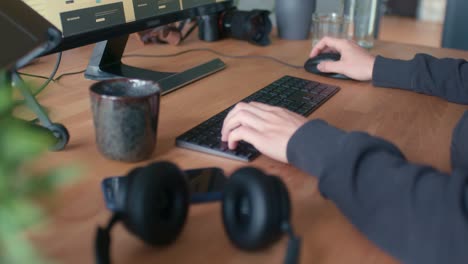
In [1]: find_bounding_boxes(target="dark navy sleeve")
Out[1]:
[287,116,468,264]
[451,112,468,171]
[372,54,468,104]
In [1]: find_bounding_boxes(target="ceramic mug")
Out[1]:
[90,79,160,162]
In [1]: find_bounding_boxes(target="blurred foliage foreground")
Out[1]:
[0,71,76,264]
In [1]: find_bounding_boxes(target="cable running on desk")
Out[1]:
[19,48,304,88]
[124,48,304,69]
[14,52,62,106]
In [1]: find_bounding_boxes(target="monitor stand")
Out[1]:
[85,34,226,95]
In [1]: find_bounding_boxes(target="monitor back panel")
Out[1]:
[0,1,54,69]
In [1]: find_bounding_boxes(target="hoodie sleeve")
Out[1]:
[372,54,468,104]
[287,118,468,264]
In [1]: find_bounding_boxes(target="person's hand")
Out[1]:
[310,37,376,81]
[221,102,307,163]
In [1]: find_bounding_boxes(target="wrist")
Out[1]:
[368,55,376,81]
[287,119,346,178]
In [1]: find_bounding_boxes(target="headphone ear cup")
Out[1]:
[222,167,289,250]
[123,161,189,246]
[269,175,291,224]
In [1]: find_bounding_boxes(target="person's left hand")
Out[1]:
[221,102,308,163]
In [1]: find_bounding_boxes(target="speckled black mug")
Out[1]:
[90,79,160,162]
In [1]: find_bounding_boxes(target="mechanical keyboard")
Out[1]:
[176,75,340,162]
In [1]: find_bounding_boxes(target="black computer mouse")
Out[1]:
[304,53,350,80]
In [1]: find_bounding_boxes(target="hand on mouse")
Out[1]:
[310,37,376,81]
[221,102,307,163]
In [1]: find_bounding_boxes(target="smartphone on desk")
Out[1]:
[186,167,226,204]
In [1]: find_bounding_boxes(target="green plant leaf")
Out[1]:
[1,120,54,163]
[0,230,49,264]
[0,71,72,264]
[0,200,47,263]
[1,199,44,230]
[0,85,13,115]
[20,166,81,197]
[0,72,79,264]
[0,166,10,199]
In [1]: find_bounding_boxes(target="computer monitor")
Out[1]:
[22,0,233,94]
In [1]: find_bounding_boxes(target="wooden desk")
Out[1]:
[379,16,443,48]
[22,35,468,264]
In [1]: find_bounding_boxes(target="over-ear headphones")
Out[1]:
[95,161,301,264]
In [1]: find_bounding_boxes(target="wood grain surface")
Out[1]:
[19,33,468,264]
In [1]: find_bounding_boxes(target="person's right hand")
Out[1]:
[221,102,308,163]
[310,37,376,81]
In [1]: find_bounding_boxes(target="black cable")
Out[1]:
[17,72,54,82]
[124,48,304,69]
[17,48,304,84]
[177,20,187,32]
[32,52,62,96]
[55,69,86,81]
[13,52,62,106]
[19,69,85,83]
[180,21,198,42]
